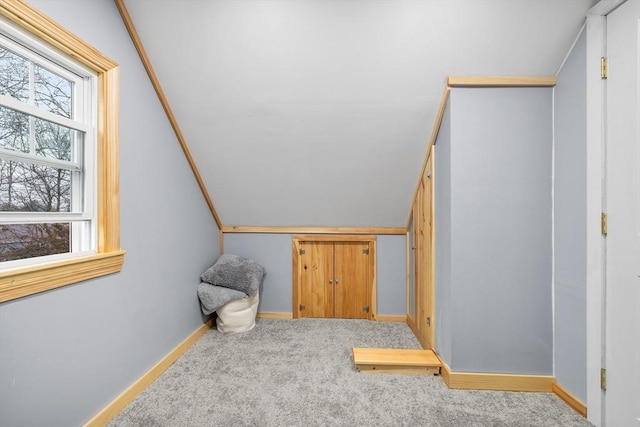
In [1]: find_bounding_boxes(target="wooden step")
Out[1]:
[352,348,442,375]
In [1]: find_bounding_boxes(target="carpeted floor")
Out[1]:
[108,318,593,427]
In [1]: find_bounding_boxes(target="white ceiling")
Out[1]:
[123,0,593,228]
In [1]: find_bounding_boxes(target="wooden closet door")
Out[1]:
[299,241,334,318]
[334,241,369,319]
[423,153,434,347]
[414,150,434,348]
[415,173,426,332]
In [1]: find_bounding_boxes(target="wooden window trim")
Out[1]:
[0,1,124,303]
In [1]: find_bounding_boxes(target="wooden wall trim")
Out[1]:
[443,369,554,392]
[293,234,376,242]
[256,312,293,319]
[114,0,222,230]
[433,347,575,409]
[447,76,557,87]
[552,382,587,417]
[439,358,452,387]
[84,320,212,426]
[432,351,554,392]
[223,226,406,235]
[406,85,450,228]
[432,350,554,393]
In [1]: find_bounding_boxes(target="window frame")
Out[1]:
[0,1,124,302]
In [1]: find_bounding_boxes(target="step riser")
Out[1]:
[356,365,441,376]
[352,347,442,376]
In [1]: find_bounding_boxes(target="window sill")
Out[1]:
[0,250,126,303]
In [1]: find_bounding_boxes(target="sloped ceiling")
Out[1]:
[122,0,593,228]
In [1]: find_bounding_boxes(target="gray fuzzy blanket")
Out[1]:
[200,254,265,297]
[197,283,247,315]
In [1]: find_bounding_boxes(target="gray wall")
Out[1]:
[553,29,587,402]
[376,235,406,316]
[434,102,453,365]
[0,1,219,426]
[224,233,406,315]
[224,233,294,314]
[436,88,553,374]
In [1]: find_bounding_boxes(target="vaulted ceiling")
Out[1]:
[122,0,593,228]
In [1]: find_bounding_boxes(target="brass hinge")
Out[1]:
[363,248,369,255]
[363,306,369,313]
[601,57,608,79]
[601,368,607,390]
[299,249,305,255]
[601,212,608,235]
[299,304,306,311]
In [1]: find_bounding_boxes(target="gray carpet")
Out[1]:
[108,318,592,427]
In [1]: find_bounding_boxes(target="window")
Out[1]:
[1,30,95,266]
[0,2,124,302]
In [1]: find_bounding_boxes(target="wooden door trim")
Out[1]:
[293,236,376,320]
[405,229,411,316]
[368,239,377,320]
[428,145,436,347]
[292,239,301,319]
[293,234,376,242]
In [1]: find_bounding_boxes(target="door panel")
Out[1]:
[296,237,374,319]
[299,241,334,318]
[414,175,424,328]
[424,151,434,347]
[605,1,640,425]
[334,241,369,319]
[417,173,428,336]
[414,147,435,348]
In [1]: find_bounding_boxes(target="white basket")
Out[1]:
[216,291,259,334]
